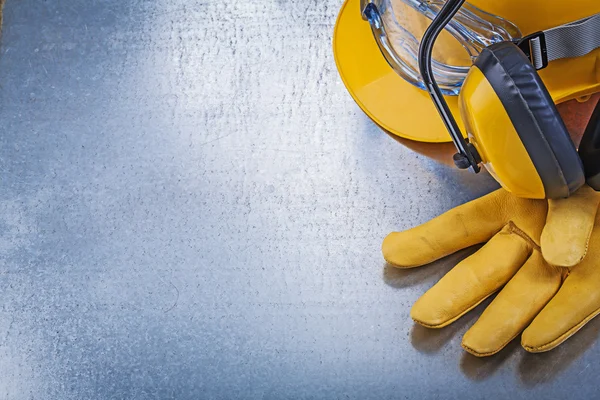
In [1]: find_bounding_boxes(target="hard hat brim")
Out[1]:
[333,0,462,143]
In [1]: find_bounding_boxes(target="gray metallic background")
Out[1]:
[0,0,598,399]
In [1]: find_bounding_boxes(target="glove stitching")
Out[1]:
[545,222,593,268]
[412,292,496,329]
[506,221,540,252]
[462,331,521,357]
[544,189,600,268]
[523,305,600,353]
[568,226,592,267]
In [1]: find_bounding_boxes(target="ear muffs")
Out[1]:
[459,41,585,199]
[579,99,600,190]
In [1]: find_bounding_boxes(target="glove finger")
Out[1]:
[542,184,600,267]
[383,190,511,268]
[461,251,563,357]
[523,228,600,352]
[411,224,532,328]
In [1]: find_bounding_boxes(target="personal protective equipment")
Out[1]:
[382,185,600,356]
[333,0,600,143]
[360,0,521,95]
[418,0,600,199]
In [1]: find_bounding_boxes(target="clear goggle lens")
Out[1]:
[362,0,521,95]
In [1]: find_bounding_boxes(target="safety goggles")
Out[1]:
[361,0,521,95]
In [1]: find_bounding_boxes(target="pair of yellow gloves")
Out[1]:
[383,185,600,357]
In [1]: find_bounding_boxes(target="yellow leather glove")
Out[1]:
[382,185,600,356]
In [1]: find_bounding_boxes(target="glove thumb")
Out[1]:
[541,185,600,267]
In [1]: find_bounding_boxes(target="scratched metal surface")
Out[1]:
[0,0,598,399]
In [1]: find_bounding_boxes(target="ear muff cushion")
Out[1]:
[474,42,585,198]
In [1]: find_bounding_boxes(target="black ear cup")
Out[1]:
[474,42,585,198]
[579,99,600,190]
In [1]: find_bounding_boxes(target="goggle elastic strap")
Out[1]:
[517,13,600,70]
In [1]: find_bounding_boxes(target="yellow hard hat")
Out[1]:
[333,0,600,143]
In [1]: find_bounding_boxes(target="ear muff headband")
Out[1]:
[466,42,585,198]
